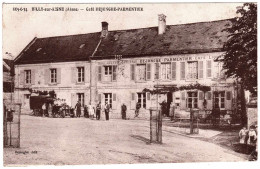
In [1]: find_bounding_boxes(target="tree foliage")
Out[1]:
[220,3,257,93]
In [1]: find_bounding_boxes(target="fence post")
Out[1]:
[150,109,152,143]
[18,104,21,148]
[190,109,194,134]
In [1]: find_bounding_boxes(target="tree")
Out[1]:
[220,3,257,126]
[220,3,257,93]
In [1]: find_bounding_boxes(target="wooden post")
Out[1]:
[190,108,194,134]
[150,109,152,143]
[18,104,21,148]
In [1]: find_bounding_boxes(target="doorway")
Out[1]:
[166,92,173,116]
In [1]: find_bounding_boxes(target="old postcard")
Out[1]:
[2,2,258,166]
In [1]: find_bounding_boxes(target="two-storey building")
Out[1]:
[14,14,236,118]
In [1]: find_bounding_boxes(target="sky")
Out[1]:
[2,3,243,59]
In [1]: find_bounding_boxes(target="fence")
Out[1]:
[150,108,162,143]
[3,103,21,148]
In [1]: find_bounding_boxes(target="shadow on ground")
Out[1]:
[130,135,151,144]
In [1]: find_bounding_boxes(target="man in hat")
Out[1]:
[75,101,81,118]
[104,101,110,120]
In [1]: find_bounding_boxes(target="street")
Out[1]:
[4,115,247,165]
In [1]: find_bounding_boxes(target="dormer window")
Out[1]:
[79,44,85,49]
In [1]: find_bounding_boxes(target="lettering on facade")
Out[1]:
[100,55,218,65]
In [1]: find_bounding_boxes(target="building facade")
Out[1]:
[14,14,236,118]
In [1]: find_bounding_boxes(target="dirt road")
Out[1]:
[4,115,246,165]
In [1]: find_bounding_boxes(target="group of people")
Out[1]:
[239,125,258,160]
[74,101,111,120]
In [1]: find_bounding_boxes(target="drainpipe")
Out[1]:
[90,39,102,105]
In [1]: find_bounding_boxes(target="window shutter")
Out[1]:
[147,92,151,100]
[199,91,204,100]
[85,66,90,83]
[112,65,117,81]
[206,60,212,78]
[57,68,61,84]
[131,93,135,101]
[71,67,76,84]
[130,64,135,81]
[31,69,35,85]
[181,91,185,100]
[180,91,186,110]
[20,70,25,85]
[98,94,101,102]
[180,62,185,80]
[44,69,49,85]
[71,93,76,107]
[207,91,212,100]
[171,62,176,80]
[146,64,151,80]
[112,93,117,110]
[155,63,160,80]
[226,91,231,100]
[98,66,102,82]
[198,61,203,79]
[130,93,136,110]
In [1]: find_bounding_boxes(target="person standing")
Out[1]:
[105,101,110,120]
[96,102,101,120]
[239,127,248,144]
[134,102,141,118]
[75,101,81,118]
[84,105,89,118]
[42,103,46,117]
[121,103,127,120]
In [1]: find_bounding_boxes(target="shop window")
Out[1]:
[25,70,31,84]
[161,63,171,80]
[137,93,146,109]
[187,92,198,108]
[214,91,225,109]
[187,61,198,80]
[104,93,112,108]
[77,67,85,83]
[50,68,57,83]
[77,93,84,106]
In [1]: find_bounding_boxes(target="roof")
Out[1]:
[3,59,14,73]
[14,19,232,65]
[95,19,231,58]
[15,33,101,64]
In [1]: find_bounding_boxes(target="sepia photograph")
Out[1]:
[2,2,258,166]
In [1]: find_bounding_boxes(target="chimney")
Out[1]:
[101,21,108,38]
[158,14,166,35]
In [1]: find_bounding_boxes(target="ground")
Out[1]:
[4,115,248,166]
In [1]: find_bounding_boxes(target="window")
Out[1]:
[77,93,84,106]
[136,64,146,81]
[187,61,198,80]
[214,62,225,79]
[77,67,85,83]
[104,93,112,108]
[104,66,112,75]
[137,93,146,109]
[161,63,171,80]
[187,92,198,108]
[50,69,57,83]
[214,92,225,109]
[103,65,117,82]
[25,70,31,84]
